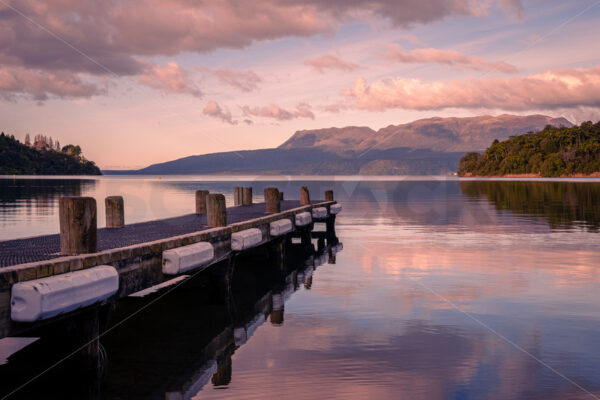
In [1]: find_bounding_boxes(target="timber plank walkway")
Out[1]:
[0,200,316,267]
[0,186,341,345]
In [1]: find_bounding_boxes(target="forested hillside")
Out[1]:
[457,122,600,177]
[0,133,101,175]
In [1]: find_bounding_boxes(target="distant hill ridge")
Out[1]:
[279,114,573,154]
[106,114,573,176]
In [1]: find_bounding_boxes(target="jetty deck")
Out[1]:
[0,188,340,342]
[0,200,322,268]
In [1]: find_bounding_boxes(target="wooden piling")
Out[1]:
[326,217,336,236]
[264,188,280,213]
[279,191,284,201]
[105,196,124,228]
[59,196,97,255]
[70,308,101,370]
[300,186,310,205]
[325,190,334,201]
[206,194,227,227]
[242,187,253,205]
[300,230,312,250]
[317,237,326,251]
[233,187,243,206]
[270,308,284,325]
[195,190,209,214]
[269,237,285,270]
[212,353,233,386]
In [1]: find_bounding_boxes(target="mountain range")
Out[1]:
[105,114,572,175]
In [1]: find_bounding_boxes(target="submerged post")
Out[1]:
[207,193,227,227]
[233,187,243,206]
[195,190,209,214]
[300,186,310,205]
[325,190,334,201]
[105,196,124,228]
[264,188,280,213]
[242,187,253,205]
[59,196,97,255]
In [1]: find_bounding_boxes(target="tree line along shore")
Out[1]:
[0,133,101,175]
[458,121,600,178]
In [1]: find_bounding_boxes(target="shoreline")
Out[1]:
[461,172,600,178]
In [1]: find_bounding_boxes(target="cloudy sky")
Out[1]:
[1,0,599,169]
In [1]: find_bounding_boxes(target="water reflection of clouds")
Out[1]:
[226,269,600,399]
[2,177,600,398]
[205,312,600,400]
[258,214,600,398]
[337,232,600,312]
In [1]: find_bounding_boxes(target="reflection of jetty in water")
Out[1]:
[460,181,600,231]
[0,232,342,399]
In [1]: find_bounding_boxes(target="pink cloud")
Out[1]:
[138,62,201,97]
[203,100,237,125]
[498,0,524,19]
[295,103,316,119]
[0,0,522,100]
[383,44,517,73]
[209,69,262,92]
[0,1,520,75]
[0,66,101,100]
[341,64,600,112]
[304,54,360,73]
[241,103,315,121]
[297,0,521,27]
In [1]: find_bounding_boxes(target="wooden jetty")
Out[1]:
[0,238,341,398]
[0,186,341,368]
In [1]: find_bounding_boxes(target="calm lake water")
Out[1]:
[1,176,600,399]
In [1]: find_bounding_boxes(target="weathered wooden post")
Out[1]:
[317,237,326,251]
[325,190,334,201]
[195,190,209,214]
[52,307,103,371]
[269,237,286,271]
[105,196,124,228]
[233,187,243,206]
[304,275,313,290]
[300,186,310,205]
[264,188,280,213]
[59,196,97,255]
[270,307,284,325]
[211,353,233,386]
[300,230,313,252]
[242,187,253,205]
[207,193,227,227]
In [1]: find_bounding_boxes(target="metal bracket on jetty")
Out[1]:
[0,186,342,344]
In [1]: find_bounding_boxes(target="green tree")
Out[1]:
[457,121,600,177]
